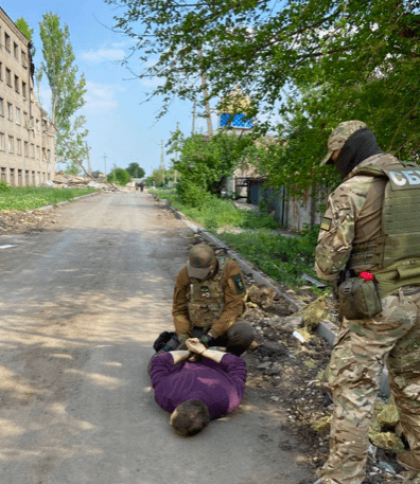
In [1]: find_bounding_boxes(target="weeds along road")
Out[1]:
[0,192,311,484]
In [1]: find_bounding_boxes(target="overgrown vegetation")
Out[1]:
[153,188,320,287]
[0,185,96,212]
[107,168,131,186]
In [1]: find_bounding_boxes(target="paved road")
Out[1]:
[0,192,311,484]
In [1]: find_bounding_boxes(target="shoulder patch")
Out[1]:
[320,217,332,231]
[230,273,245,295]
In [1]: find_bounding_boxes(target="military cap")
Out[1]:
[321,120,367,166]
[187,244,216,279]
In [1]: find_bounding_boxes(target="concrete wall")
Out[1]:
[0,7,55,186]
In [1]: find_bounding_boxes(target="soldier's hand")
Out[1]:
[200,334,215,348]
[186,338,207,355]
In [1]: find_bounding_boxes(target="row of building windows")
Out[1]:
[0,166,50,186]
[0,61,28,97]
[0,24,29,68]
[0,132,51,160]
[0,96,37,128]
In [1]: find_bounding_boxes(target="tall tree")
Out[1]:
[126,163,145,178]
[107,0,420,191]
[38,13,89,175]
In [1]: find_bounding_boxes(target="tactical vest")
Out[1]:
[187,258,226,328]
[348,158,420,295]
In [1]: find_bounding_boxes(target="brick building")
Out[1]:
[0,7,55,187]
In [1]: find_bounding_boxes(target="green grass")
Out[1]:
[152,188,278,231]
[153,188,322,288]
[217,229,319,288]
[0,186,98,211]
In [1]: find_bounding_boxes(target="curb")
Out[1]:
[155,196,391,396]
[29,191,100,213]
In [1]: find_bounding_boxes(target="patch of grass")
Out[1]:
[153,188,322,289]
[217,229,318,288]
[0,186,97,212]
[152,188,278,230]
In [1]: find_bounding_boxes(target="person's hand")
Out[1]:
[200,333,215,348]
[186,338,207,355]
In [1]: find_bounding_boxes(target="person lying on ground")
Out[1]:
[150,338,247,436]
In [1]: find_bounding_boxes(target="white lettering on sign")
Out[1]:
[389,170,407,186]
[405,170,420,185]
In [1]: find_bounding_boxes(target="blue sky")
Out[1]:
[2,0,216,176]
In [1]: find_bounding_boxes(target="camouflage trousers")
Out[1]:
[318,286,420,484]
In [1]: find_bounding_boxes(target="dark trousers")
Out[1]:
[192,321,254,356]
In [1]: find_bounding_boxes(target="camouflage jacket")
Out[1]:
[315,153,399,283]
[172,258,246,339]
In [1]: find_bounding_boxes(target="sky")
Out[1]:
[2,0,217,176]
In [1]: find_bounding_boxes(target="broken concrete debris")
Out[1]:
[42,171,134,192]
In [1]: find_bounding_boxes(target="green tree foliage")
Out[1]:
[147,168,175,187]
[38,13,89,175]
[126,163,145,178]
[107,168,131,186]
[107,0,420,191]
[15,17,35,57]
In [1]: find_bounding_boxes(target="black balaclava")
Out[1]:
[335,127,382,178]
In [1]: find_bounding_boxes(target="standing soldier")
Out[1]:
[172,243,254,356]
[314,121,420,484]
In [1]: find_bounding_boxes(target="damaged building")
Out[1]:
[0,6,55,187]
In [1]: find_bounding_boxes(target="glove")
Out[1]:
[200,334,215,348]
[161,335,179,353]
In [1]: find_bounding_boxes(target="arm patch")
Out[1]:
[320,217,332,231]
[231,274,245,295]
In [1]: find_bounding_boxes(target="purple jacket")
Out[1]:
[150,352,247,419]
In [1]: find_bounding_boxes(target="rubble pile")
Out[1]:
[0,210,59,234]
[44,172,134,193]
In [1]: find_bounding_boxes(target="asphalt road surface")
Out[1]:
[0,192,312,484]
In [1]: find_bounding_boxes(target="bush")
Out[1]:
[0,181,11,192]
[176,180,212,207]
[107,168,131,186]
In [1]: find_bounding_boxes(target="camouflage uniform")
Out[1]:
[315,121,420,484]
[173,257,254,355]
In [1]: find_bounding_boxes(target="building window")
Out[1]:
[36,119,40,132]
[7,102,13,121]
[0,62,2,81]
[22,81,27,98]
[47,149,51,161]
[9,168,15,186]
[31,143,35,158]
[24,141,29,157]
[14,74,19,93]
[0,98,3,117]
[0,133,5,151]
[5,68,12,87]
[1,167,6,181]
[13,42,19,61]
[21,51,28,69]
[8,136,14,153]
[4,32,11,52]
[36,145,40,159]
[15,107,20,124]
[17,139,22,155]
[42,147,47,160]
[23,111,28,126]
[25,170,30,185]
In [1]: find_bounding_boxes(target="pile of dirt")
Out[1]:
[45,172,133,192]
[0,210,60,235]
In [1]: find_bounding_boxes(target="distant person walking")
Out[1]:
[140,180,145,192]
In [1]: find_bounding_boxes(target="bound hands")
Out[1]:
[186,338,207,356]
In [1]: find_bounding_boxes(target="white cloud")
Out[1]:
[83,81,125,113]
[80,48,125,64]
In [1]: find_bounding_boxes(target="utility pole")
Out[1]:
[85,142,92,177]
[160,140,165,170]
[103,153,108,177]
